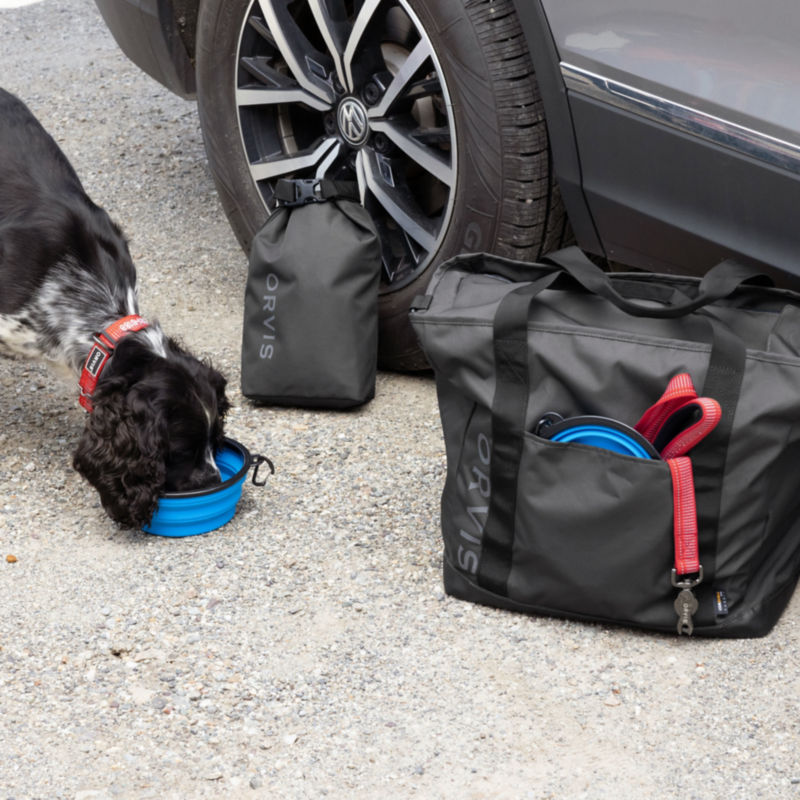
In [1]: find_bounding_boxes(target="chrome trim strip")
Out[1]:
[561,62,800,175]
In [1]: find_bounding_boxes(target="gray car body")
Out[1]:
[94,0,800,284]
[531,0,800,282]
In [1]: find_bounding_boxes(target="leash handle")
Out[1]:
[634,372,722,458]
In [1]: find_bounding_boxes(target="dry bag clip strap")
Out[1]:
[275,179,324,207]
[275,178,359,207]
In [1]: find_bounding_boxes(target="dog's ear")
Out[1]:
[167,337,230,422]
[209,363,230,437]
[72,389,168,529]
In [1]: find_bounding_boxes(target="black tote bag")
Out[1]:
[410,247,800,637]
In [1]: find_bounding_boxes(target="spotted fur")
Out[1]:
[0,88,229,528]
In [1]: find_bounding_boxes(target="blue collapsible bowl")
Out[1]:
[542,416,659,459]
[143,437,273,537]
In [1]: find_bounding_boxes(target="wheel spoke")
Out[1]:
[314,140,342,179]
[247,13,277,47]
[250,137,339,182]
[367,38,433,118]
[238,55,333,110]
[358,150,437,253]
[343,0,383,91]
[307,0,349,91]
[355,148,368,206]
[369,119,454,186]
[256,0,336,105]
[236,85,331,112]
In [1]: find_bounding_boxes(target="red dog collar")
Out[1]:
[79,315,149,411]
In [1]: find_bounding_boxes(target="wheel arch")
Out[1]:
[509,0,602,258]
[93,0,201,98]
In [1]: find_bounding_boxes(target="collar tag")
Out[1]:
[84,342,109,378]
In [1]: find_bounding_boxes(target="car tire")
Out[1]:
[195,0,571,370]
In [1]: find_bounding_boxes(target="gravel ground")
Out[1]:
[2,2,800,798]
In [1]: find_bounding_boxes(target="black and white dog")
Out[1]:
[0,88,229,528]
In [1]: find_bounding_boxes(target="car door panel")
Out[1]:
[537,0,800,281]
[542,0,800,138]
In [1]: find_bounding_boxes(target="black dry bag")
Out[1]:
[242,179,381,408]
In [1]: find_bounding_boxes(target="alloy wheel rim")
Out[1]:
[234,0,457,291]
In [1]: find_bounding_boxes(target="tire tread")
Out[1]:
[465,0,572,259]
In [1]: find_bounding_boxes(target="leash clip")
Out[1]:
[671,566,704,590]
[671,566,703,635]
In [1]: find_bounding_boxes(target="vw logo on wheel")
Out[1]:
[337,97,370,147]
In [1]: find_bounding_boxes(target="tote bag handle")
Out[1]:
[541,246,771,318]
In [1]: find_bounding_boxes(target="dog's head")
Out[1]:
[72,334,230,528]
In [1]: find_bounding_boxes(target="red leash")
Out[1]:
[635,373,721,633]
